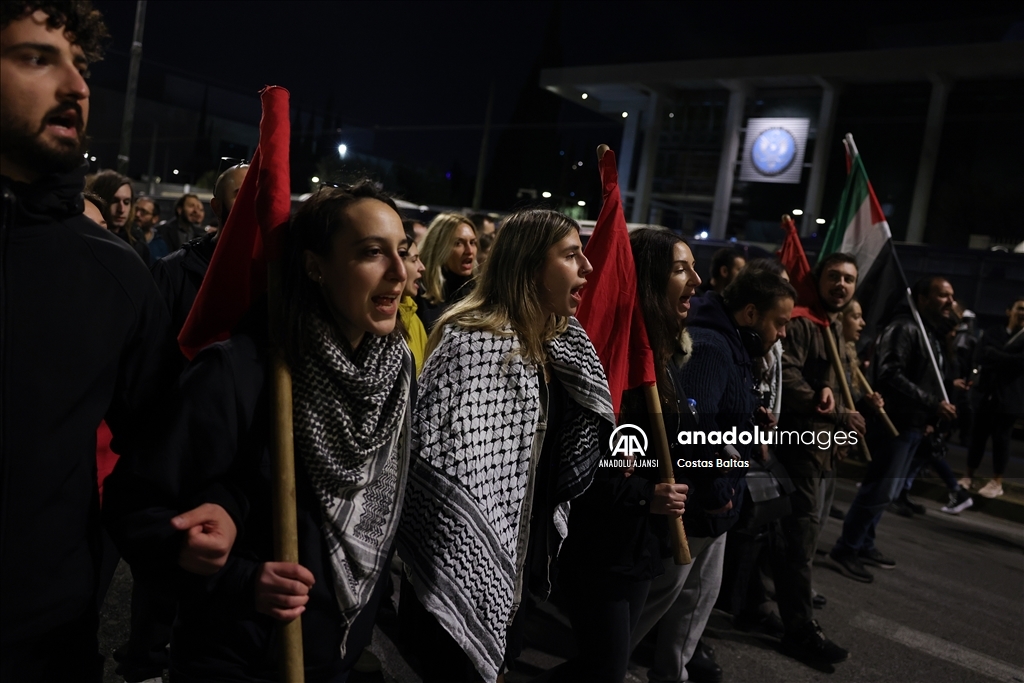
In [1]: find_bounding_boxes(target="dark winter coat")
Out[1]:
[150,232,216,333]
[972,325,1024,415]
[0,167,178,645]
[674,292,756,533]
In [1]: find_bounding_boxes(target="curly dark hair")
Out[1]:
[1,1,109,63]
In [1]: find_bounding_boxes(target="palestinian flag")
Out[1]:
[818,134,907,350]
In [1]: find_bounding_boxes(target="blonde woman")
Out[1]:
[416,212,478,330]
[398,209,613,682]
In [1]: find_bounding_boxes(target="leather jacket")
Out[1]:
[874,313,948,430]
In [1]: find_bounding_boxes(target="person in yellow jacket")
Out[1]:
[400,225,428,374]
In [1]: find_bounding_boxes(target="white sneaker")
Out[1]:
[978,480,1004,499]
[957,477,972,490]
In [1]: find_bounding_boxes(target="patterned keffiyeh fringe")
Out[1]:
[397,317,613,681]
[292,313,412,656]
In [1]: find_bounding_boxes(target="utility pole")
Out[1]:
[117,0,147,175]
[471,82,495,210]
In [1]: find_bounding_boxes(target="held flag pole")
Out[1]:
[176,86,304,681]
[575,144,691,565]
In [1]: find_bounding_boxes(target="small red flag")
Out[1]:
[777,215,830,328]
[178,86,292,359]
[575,149,656,415]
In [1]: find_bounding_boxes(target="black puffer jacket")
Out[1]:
[1,166,178,644]
[874,312,949,430]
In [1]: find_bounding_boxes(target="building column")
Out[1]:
[618,106,641,209]
[710,82,747,240]
[906,75,951,244]
[802,80,840,236]
[631,91,665,223]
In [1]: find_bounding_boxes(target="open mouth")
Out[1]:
[679,295,692,309]
[45,110,80,139]
[371,294,399,314]
[570,283,586,303]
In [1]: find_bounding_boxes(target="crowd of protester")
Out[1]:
[2,3,1023,683]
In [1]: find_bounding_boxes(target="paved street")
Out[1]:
[99,477,1024,683]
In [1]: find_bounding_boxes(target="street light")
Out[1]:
[172,169,179,175]
[542,191,552,198]
[577,200,586,207]
[621,111,628,118]
[337,143,348,158]
[311,176,320,184]
[792,209,804,216]
[816,218,826,224]
[581,92,588,100]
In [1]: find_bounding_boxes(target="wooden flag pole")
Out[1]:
[643,385,693,565]
[267,263,304,681]
[822,322,871,462]
[852,364,899,438]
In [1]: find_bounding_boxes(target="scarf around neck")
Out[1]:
[397,317,613,681]
[291,313,412,653]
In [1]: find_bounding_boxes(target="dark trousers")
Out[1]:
[904,434,960,494]
[547,575,650,683]
[834,429,923,555]
[115,570,175,681]
[967,405,1017,477]
[717,528,769,619]
[1,608,103,683]
[768,455,823,634]
[399,574,486,683]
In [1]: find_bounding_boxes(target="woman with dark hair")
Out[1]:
[398,209,613,683]
[87,169,150,263]
[158,182,414,682]
[415,212,478,331]
[550,228,699,683]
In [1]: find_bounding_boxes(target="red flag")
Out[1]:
[178,86,292,359]
[777,215,829,328]
[575,149,656,415]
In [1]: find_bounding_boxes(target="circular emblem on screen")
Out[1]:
[751,127,797,176]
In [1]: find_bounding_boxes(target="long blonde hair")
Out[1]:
[426,209,578,365]
[419,212,476,304]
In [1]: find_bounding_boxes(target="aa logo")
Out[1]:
[609,424,648,459]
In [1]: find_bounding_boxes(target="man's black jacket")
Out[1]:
[0,167,178,644]
[874,312,948,430]
[150,232,216,333]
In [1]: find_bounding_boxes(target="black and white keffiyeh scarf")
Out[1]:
[292,313,412,654]
[397,317,613,681]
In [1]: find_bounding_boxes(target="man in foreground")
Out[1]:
[0,3,234,679]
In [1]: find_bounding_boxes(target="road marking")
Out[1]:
[851,612,1024,682]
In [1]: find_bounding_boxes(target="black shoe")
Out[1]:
[735,610,785,639]
[828,548,874,583]
[858,546,896,569]
[687,639,723,683]
[829,505,846,521]
[812,593,827,609]
[897,491,926,515]
[781,620,850,665]
[888,499,915,517]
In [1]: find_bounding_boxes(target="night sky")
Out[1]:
[90,1,1023,176]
